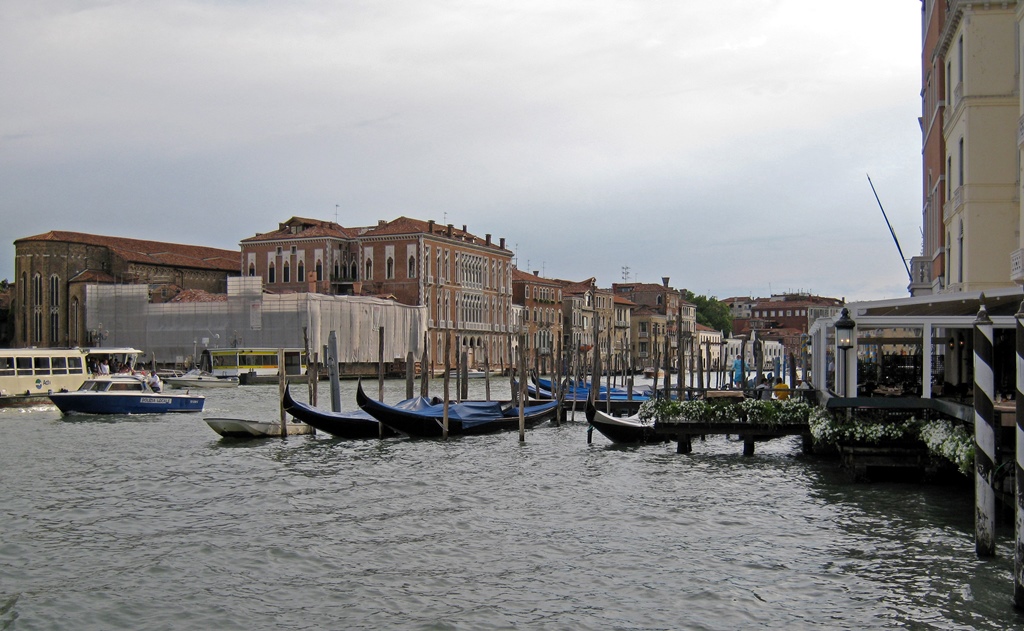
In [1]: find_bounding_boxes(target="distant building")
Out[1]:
[12,231,240,348]
[512,268,564,372]
[242,216,515,370]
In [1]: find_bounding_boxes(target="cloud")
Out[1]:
[0,0,922,304]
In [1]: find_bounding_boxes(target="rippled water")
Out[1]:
[1,380,1022,630]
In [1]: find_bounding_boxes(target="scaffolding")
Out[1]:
[86,278,426,367]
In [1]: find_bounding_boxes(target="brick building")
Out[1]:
[512,268,563,372]
[12,231,239,348]
[242,216,515,370]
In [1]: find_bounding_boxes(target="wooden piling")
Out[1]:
[327,331,341,412]
[1014,299,1024,606]
[277,348,286,438]
[443,331,451,440]
[420,331,430,398]
[405,350,414,399]
[518,333,526,442]
[974,300,997,557]
[377,326,385,402]
[484,343,491,401]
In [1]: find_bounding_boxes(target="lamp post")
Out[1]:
[835,308,856,396]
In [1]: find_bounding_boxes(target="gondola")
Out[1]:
[282,385,399,439]
[585,401,667,444]
[355,381,559,438]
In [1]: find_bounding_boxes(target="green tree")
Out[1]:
[683,290,732,336]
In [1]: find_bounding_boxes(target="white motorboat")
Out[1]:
[164,369,239,389]
[204,417,313,438]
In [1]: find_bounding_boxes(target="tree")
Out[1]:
[684,290,732,336]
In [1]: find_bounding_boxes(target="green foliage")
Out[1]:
[643,398,975,477]
[641,397,812,428]
[683,290,732,336]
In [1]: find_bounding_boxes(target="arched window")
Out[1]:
[386,256,394,279]
[365,259,373,280]
[316,260,323,281]
[268,263,276,284]
[248,263,256,277]
[408,256,416,278]
[298,261,305,283]
[350,262,357,279]
[70,297,80,346]
[283,262,291,283]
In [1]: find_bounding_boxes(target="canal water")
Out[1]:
[1,378,1022,630]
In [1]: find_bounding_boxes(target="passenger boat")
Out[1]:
[49,375,205,415]
[205,416,312,438]
[201,348,306,384]
[585,401,667,444]
[282,385,399,439]
[164,369,239,389]
[0,347,142,407]
[355,381,559,438]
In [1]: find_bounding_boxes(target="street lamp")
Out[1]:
[834,308,855,396]
[835,308,855,350]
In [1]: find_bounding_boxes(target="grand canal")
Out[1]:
[1,379,1022,630]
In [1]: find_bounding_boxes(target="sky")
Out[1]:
[0,0,923,303]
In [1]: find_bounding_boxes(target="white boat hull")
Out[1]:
[205,417,313,438]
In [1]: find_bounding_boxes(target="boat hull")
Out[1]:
[205,417,312,438]
[282,386,395,439]
[50,392,206,415]
[585,402,667,444]
[356,382,558,438]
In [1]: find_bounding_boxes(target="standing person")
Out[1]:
[732,356,744,389]
[99,360,110,375]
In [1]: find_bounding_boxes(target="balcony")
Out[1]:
[1012,249,1024,284]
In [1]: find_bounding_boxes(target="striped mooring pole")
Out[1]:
[974,299,996,557]
[1015,300,1024,606]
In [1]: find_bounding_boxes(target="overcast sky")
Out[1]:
[1,0,922,302]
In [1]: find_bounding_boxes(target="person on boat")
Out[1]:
[99,360,110,375]
[148,371,162,393]
[773,377,790,400]
[755,377,771,400]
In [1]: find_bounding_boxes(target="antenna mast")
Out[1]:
[866,174,912,283]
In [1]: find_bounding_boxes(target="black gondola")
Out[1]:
[355,381,559,438]
[282,384,398,439]
[585,401,668,444]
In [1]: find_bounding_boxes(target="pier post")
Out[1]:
[1015,300,1024,606]
[974,299,997,557]
[743,435,755,457]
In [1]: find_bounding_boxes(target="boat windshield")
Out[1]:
[78,380,111,392]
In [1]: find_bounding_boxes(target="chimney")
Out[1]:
[662,276,670,288]
[533,271,539,276]
[462,224,467,234]
[378,219,387,226]
[485,234,491,246]
[447,224,453,237]
[499,237,505,249]
[427,220,435,233]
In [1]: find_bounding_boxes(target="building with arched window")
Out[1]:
[12,231,239,348]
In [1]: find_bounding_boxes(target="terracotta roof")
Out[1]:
[240,217,360,243]
[69,269,116,283]
[17,231,239,273]
[512,268,560,285]
[613,295,636,306]
[363,216,511,253]
[170,289,227,303]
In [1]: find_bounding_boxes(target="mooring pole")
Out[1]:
[974,298,997,557]
[1015,299,1024,606]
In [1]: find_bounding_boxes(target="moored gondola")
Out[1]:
[282,384,398,439]
[355,381,558,438]
[585,401,668,444]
